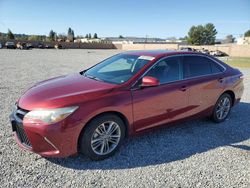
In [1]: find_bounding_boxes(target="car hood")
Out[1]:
[18,73,116,110]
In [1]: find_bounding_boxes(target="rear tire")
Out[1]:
[79,114,125,160]
[211,93,232,123]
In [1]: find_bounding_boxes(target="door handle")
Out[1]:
[218,78,223,83]
[180,86,187,92]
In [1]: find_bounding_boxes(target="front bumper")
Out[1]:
[10,106,82,157]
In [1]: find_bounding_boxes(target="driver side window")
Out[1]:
[145,56,182,84]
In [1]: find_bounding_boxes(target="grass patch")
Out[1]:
[219,57,250,68]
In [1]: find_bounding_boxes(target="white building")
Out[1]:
[237,37,250,45]
[111,40,133,44]
[74,38,102,43]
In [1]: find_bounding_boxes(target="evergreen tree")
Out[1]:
[245,29,250,37]
[48,30,56,41]
[7,29,15,39]
[187,23,217,45]
[67,27,75,42]
[93,33,98,38]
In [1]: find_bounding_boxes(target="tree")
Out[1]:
[88,33,92,39]
[28,35,45,41]
[85,34,89,38]
[119,35,124,38]
[15,34,29,40]
[7,29,15,39]
[187,23,217,45]
[203,23,217,45]
[75,35,83,39]
[67,27,75,42]
[245,29,250,37]
[48,30,56,41]
[187,25,202,45]
[224,35,235,43]
[57,34,67,42]
[93,33,98,38]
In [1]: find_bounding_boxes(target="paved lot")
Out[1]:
[0,49,249,187]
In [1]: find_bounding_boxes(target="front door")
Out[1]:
[131,56,190,132]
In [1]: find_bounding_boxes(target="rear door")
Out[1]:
[182,55,225,116]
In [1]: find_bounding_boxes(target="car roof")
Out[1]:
[123,50,200,58]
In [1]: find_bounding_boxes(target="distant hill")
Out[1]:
[0,32,46,40]
[0,32,29,40]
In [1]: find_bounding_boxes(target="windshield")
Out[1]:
[82,54,153,84]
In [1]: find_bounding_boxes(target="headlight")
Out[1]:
[24,106,78,124]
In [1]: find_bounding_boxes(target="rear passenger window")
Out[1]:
[211,61,223,73]
[184,56,223,78]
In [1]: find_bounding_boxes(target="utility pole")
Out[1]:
[144,35,148,50]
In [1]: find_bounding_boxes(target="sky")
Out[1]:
[0,0,249,39]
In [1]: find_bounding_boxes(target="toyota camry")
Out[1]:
[10,50,244,160]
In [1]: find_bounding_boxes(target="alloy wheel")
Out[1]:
[91,121,121,155]
[215,97,231,120]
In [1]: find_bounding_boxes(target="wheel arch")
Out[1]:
[77,111,130,151]
[222,90,235,106]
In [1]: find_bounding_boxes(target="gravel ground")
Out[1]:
[0,49,249,188]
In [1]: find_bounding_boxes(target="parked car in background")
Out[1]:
[10,50,244,160]
[16,42,33,50]
[45,44,53,49]
[54,43,63,49]
[210,50,228,57]
[0,43,2,49]
[37,43,44,49]
[5,41,15,49]
[26,43,33,49]
[200,48,210,54]
[16,42,27,50]
[16,42,23,49]
[180,47,194,51]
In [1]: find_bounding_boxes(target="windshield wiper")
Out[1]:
[84,73,103,82]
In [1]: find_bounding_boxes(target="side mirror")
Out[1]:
[141,76,160,88]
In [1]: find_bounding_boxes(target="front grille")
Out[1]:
[15,124,32,147]
[11,106,32,147]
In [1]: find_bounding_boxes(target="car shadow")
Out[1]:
[47,102,250,170]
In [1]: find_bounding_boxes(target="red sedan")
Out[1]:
[10,50,244,160]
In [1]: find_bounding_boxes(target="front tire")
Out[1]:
[79,114,125,160]
[211,93,232,123]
